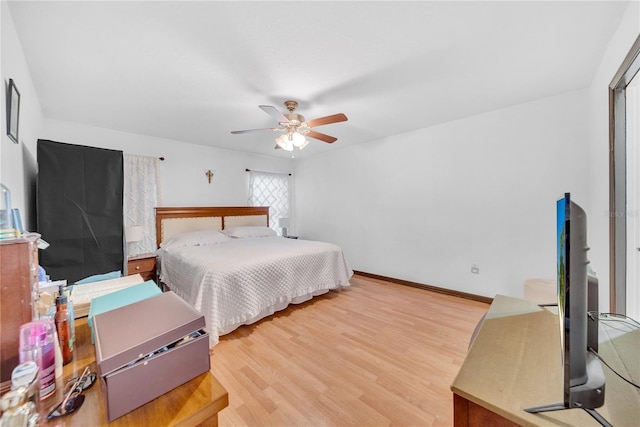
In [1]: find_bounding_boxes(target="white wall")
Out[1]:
[2,0,292,234]
[4,0,638,305]
[587,1,639,310]
[1,1,44,230]
[295,2,639,303]
[41,118,293,207]
[295,89,591,298]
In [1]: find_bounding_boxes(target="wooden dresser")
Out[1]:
[0,235,39,392]
[451,295,640,426]
[127,253,157,282]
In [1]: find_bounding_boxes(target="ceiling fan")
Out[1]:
[231,100,348,151]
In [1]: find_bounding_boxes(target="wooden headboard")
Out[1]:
[155,206,270,248]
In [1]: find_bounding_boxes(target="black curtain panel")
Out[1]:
[37,139,124,283]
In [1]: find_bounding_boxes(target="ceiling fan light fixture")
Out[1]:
[291,132,306,147]
[276,134,293,151]
[298,139,310,150]
[231,100,348,153]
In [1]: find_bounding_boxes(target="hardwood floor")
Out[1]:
[210,274,489,426]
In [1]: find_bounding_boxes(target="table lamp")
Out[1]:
[125,225,144,256]
[277,218,289,237]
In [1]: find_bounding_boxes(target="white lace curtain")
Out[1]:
[248,171,291,232]
[124,154,162,256]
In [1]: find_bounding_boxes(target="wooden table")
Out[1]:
[451,295,640,426]
[37,318,228,426]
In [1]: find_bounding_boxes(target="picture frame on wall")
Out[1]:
[6,79,20,144]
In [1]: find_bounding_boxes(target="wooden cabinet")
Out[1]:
[0,236,39,392]
[127,253,157,282]
[451,295,640,426]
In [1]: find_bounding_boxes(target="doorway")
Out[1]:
[610,35,640,318]
[625,71,639,319]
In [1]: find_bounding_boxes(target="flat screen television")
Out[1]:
[525,193,610,426]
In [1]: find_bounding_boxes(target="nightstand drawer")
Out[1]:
[127,255,157,282]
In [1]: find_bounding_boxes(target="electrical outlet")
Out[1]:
[471,264,480,274]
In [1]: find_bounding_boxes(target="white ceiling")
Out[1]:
[7,1,630,159]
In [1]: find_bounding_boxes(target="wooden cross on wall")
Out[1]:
[205,170,214,184]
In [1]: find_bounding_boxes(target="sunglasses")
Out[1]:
[46,367,97,420]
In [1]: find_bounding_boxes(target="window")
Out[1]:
[123,154,162,256]
[248,170,291,233]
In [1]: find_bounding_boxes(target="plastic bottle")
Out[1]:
[61,285,75,351]
[52,328,63,379]
[18,320,56,398]
[54,290,73,365]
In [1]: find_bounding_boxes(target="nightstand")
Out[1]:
[127,253,157,282]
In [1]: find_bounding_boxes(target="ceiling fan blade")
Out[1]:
[306,130,337,144]
[306,113,348,128]
[231,128,280,134]
[259,105,289,123]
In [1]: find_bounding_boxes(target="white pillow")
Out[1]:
[222,226,277,238]
[160,230,230,251]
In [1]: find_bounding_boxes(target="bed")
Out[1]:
[155,206,353,347]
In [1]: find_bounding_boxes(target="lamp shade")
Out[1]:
[277,218,289,228]
[125,225,144,243]
[276,134,294,151]
[298,139,310,150]
[291,132,306,147]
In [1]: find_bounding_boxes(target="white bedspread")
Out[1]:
[157,236,353,346]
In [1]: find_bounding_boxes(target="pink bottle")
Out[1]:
[19,320,56,398]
